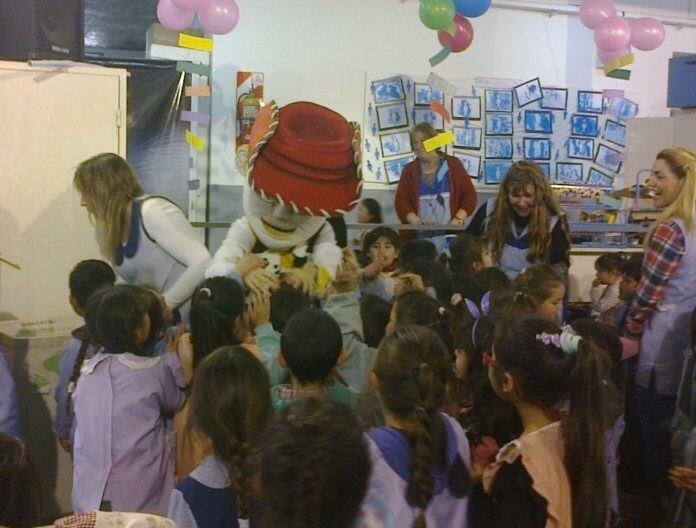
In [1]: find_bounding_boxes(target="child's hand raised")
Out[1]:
[394,273,425,297]
[248,291,271,328]
[174,329,194,384]
[669,466,696,491]
[360,259,382,281]
[245,268,279,297]
[282,266,316,294]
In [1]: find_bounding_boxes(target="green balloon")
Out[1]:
[419,0,456,31]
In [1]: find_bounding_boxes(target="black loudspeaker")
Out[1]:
[0,0,84,61]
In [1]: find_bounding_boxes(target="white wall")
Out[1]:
[209,0,696,185]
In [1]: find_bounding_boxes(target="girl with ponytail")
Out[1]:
[168,346,272,528]
[356,326,471,528]
[469,316,611,528]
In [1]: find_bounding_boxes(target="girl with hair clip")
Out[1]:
[466,161,570,280]
[624,148,696,501]
[357,326,472,528]
[499,263,566,323]
[385,291,453,350]
[71,284,187,515]
[261,398,371,528]
[469,317,610,528]
[168,346,272,528]
[175,273,285,479]
[73,153,211,324]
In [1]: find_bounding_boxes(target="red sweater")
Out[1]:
[394,155,477,223]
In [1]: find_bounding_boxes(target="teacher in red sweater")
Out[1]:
[394,122,477,249]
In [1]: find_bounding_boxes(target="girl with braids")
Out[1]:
[356,326,472,528]
[465,161,570,280]
[72,285,187,514]
[469,317,610,528]
[54,259,115,453]
[497,264,565,323]
[261,398,371,528]
[168,346,272,528]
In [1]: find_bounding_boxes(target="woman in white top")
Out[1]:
[74,153,210,324]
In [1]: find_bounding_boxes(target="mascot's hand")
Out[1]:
[248,290,271,328]
[245,268,279,297]
[283,266,316,295]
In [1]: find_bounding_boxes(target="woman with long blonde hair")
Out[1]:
[465,161,570,279]
[625,147,696,499]
[74,153,211,323]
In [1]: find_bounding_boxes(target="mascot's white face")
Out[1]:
[243,182,325,250]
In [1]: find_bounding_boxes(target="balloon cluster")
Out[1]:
[579,0,665,64]
[157,0,240,35]
[420,0,492,57]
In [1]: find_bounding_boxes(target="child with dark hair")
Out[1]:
[448,233,492,277]
[360,294,392,348]
[598,253,643,330]
[169,346,272,527]
[71,284,187,515]
[273,307,355,410]
[499,263,565,323]
[590,253,624,316]
[270,282,313,333]
[387,290,453,351]
[262,398,371,528]
[474,267,512,301]
[0,433,42,528]
[360,227,401,300]
[357,326,471,527]
[399,239,438,269]
[54,259,116,452]
[470,317,610,528]
[353,198,384,253]
[400,259,454,306]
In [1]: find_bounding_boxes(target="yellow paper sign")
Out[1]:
[603,53,635,75]
[423,131,454,152]
[185,85,211,97]
[186,130,205,151]
[178,33,214,52]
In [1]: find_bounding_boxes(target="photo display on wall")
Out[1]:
[363,73,638,189]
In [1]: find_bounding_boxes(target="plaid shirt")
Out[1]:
[627,222,686,336]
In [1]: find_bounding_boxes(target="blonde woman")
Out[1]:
[465,161,570,280]
[74,153,211,323]
[394,122,477,252]
[625,148,696,494]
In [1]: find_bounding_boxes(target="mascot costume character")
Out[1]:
[206,101,362,294]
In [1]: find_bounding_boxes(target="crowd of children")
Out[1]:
[3,149,696,528]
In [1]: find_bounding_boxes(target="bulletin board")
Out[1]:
[362,72,639,191]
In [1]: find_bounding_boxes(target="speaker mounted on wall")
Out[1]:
[0,0,84,61]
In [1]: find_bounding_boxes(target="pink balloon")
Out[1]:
[598,46,631,63]
[157,0,195,31]
[437,14,474,53]
[594,16,632,52]
[199,0,240,35]
[629,17,666,51]
[579,0,616,30]
[171,0,210,11]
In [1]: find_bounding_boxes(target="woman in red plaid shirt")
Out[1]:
[626,147,696,501]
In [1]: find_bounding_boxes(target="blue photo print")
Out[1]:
[587,167,614,188]
[383,155,414,184]
[414,82,444,107]
[379,130,412,158]
[577,91,604,114]
[485,90,513,112]
[514,77,543,108]
[568,137,595,160]
[453,126,482,150]
[376,102,409,131]
[484,161,513,184]
[556,162,584,185]
[452,96,481,120]
[485,113,513,136]
[452,150,481,179]
[372,76,405,104]
[595,143,623,173]
[540,87,568,110]
[524,138,551,160]
[570,114,599,137]
[413,107,444,130]
[603,119,627,147]
[537,163,551,179]
[607,98,639,122]
[485,137,513,159]
[524,110,553,134]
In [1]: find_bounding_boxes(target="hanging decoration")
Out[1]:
[157,0,240,35]
[579,0,666,78]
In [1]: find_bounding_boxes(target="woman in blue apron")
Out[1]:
[466,161,570,280]
[625,148,696,501]
[74,153,211,325]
